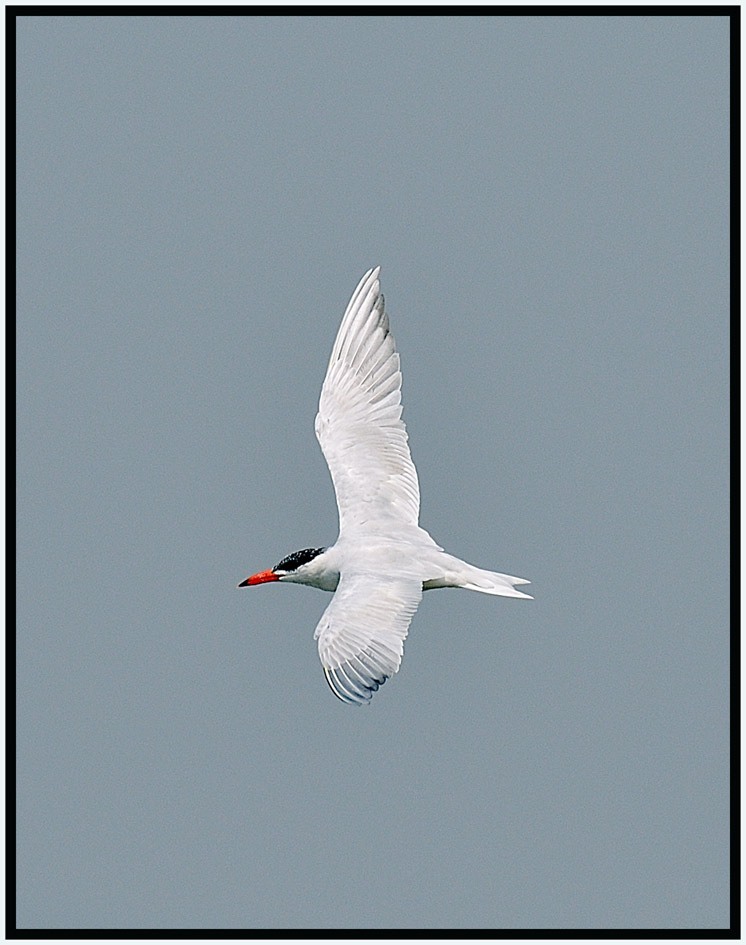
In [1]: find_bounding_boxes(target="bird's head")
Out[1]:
[238,547,327,587]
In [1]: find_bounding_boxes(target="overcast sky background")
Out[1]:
[16,14,730,931]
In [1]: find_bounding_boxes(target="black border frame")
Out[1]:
[6,6,740,939]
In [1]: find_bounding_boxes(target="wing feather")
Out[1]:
[315,572,423,705]
[315,268,420,533]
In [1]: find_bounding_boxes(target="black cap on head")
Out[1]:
[274,547,325,573]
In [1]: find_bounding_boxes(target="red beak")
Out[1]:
[237,569,280,587]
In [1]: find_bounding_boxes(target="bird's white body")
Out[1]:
[281,536,531,598]
[240,268,530,704]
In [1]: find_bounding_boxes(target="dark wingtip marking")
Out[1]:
[323,665,389,706]
[374,294,389,335]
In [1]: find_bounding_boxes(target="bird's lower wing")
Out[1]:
[314,572,423,705]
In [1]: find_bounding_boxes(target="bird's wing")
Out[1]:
[315,268,420,534]
[315,571,423,705]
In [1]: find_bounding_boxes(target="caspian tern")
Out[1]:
[239,268,531,705]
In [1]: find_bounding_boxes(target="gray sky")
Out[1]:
[16,14,730,931]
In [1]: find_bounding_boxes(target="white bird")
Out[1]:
[239,268,531,704]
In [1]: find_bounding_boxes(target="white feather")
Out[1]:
[315,268,420,533]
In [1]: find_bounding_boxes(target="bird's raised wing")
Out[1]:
[315,571,423,705]
[315,268,420,534]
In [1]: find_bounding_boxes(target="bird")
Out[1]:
[239,268,531,705]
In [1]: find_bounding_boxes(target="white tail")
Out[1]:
[459,574,533,599]
[424,553,533,599]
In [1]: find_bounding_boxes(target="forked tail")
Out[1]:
[424,552,533,599]
[459,569,533,599]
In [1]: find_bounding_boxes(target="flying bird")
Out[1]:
[239,268,531,704]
